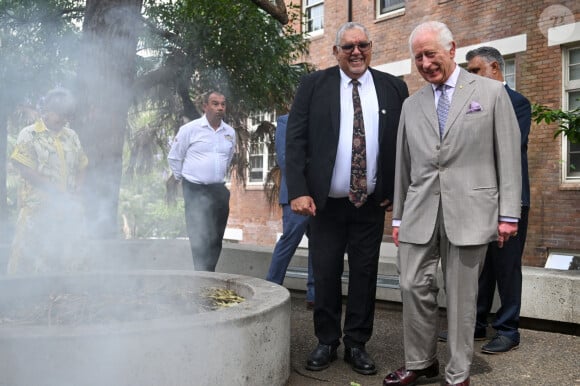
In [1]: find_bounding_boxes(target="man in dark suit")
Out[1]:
[286,22,408,375]
[465,46,531,354]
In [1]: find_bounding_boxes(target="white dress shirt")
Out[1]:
[167,115,236,184]
[329,69,379,198]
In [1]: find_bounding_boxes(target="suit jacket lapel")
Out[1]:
[370,68,387,142]
[325,67,342,140]
[418,85,439,137]
[443,68,476,138]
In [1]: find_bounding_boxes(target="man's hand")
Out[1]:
[290,196,316,216]
[497,221,518,248]
[380,199,393,212]
[392,226,400,247]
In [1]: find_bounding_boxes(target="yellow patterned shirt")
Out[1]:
[11,119,88,208]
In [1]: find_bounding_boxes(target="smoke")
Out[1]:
[0,3,235,385]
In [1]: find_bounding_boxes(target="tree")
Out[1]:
[1,0,309,240]
[73,0,144,238]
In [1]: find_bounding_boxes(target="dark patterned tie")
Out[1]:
[437,84,450,140]
[349,79,367,208]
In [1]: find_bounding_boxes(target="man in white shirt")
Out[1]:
[168,91,236,271]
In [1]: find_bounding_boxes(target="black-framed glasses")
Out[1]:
[337,41,372,54]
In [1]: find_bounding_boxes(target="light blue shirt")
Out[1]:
[329,69,379,198]
[168,115,236,184]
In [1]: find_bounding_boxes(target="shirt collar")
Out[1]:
[201,114,224,131]
[339,68,371,88]
[431,64,461,93]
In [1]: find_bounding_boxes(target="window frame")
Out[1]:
[561,45,580,182]
[303,0,324,36]
[376,0,405,19]
[246,112,277,186]
[504,57,516,90]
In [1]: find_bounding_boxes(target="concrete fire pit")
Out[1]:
[0,270,291,386]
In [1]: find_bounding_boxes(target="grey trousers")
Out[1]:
[397,205,487,384]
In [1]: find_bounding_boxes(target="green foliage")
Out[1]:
[0,0,83,113]
[532,104,580,144]
[118,171,187,239]
[142,0,310,114]
[2,0,310,238]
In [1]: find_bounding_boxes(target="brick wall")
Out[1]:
[227,0,580,268]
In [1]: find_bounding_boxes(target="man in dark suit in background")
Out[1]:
[286,21,408,375]
[464,46,531,354]
[266,114,315,307]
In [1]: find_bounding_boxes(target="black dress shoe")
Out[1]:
[305,344,337,371]
[344,347,377,375]
[481,334,519,354]
[383,359,439,385]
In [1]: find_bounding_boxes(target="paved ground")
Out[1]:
[287,291,579,386]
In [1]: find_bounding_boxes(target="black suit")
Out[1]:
[476,85,531,343]
[286,66,408,348]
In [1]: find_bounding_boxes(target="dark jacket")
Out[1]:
[286,66,408,210]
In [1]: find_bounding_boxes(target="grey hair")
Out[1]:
[408,21,454,55]
[42,87,76,117]
[201,90,225,104]
[465,46,505,73]
[335,22,370,46]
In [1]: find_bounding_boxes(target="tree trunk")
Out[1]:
[74,0,142,239]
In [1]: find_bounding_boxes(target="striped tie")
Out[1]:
[437,84,450,140]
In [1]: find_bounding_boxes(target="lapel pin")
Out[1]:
[381,109,386,114]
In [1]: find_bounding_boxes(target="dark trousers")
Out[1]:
[182,179,230,271]
[476,206,529,343]
[309,196,384,349]
[266,204,315,302]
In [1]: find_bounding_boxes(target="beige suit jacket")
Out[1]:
[393,68,521,246]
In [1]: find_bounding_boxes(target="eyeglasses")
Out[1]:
[337,41,372,54]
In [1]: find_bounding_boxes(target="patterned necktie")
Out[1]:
[349,79,367,208]
[437,84,450,139]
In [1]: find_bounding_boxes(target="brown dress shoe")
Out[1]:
[446,377,470,385]
[383,359,439,385]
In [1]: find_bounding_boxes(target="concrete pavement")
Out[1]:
[287,291,579,386]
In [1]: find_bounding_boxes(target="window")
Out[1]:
[247,112,277,184]
[504,58,516,89]
[377,0,404,17]
[563,46,580,181]
[304,0,323,34]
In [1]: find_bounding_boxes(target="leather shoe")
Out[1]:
[446,377,470,385]
[344,347,377,375]
[383,360,439,385]
[305,344,337,371]
[438,330,486,342]
[481,334,519,354]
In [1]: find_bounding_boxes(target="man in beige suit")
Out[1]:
[383,22,521,386]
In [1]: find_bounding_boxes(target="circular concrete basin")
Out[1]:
[0,271,291,386]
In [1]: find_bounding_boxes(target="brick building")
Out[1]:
[227,0,580,268]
